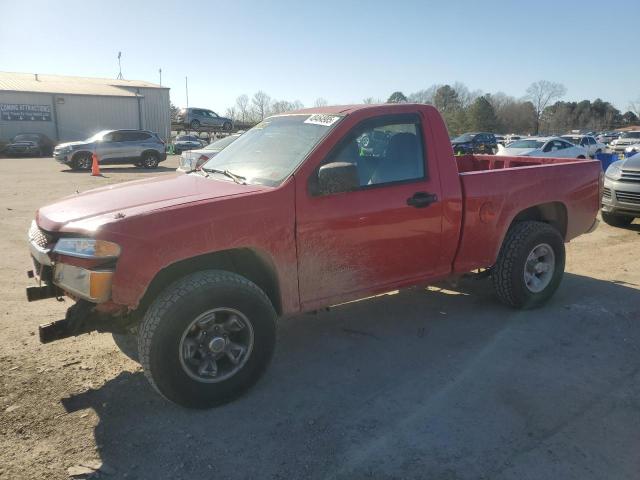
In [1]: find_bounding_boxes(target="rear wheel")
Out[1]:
[190,120,200,130]
[138,270,277,408]
[492,221,565,309]
[141,151,159,169]
[602,212,634,228]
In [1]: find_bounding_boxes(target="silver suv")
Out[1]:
[602,153,640,227]
[176,108,233,131]
[53,129,167,170]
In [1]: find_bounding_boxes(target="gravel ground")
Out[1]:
[1,156,639,480]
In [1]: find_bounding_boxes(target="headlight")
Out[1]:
[605,161,623,181]
[53,238,121,258]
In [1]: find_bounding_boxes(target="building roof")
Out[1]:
[0,71,168,97]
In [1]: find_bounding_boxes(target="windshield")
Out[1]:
[84,130,111,142]
[508,140,544,149]
[561,136,581,145]
[13,134,40,142]
[200,113,342,186]
[453,133,477,142]
[621,132,640,139]
[177,135,198,141]
[204,135,238,151]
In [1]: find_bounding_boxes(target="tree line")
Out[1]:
[172,81,640,135]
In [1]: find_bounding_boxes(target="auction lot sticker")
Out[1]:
[304,114,341,127]
[0,103,52,121]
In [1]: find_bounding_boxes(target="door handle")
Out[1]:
[407,192,438,208]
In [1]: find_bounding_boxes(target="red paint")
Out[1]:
[34,104,601,315]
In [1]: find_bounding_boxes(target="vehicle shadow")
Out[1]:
[61,273,640,479]
[60,166,177,174]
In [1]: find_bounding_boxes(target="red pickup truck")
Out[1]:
[27,104,601,408]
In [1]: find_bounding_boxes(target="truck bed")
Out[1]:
[451,154,602,274]
[455,154,587,173]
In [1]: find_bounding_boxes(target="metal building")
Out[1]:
[0,72,170,143]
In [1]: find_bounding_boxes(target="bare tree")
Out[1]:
[629,97,640,119]
[314,97,328,107]
[235,94,250,123]
[526,80,567,134]
[225,106,237,121]
[251,91,271,121]
[271,99,304,114]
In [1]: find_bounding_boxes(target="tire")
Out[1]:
[71,153,92,170]
[112,332,139,362]
[141,151,159,169]
[602,212,633,228]
[138,270,277,408]
[190,120,200,130]
[223,122,232,131]
[492,221,565,309]
[577,155,586,159]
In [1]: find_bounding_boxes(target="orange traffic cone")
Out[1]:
[91,152,101,176]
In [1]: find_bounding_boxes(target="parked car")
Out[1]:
[609,131,640,154]
[560,134,605,158]
[53,129,167,170]
[177,134,241,172]
[596,132,620,144]
[27,104,600,408]
[174,135,205,154]
[451,132,498,154]
[505,134,523,145]
[496,137,587,158]
[601,152,640,227]
[4,133,55,157]
[624,144,640,156]
[176,108,234,131]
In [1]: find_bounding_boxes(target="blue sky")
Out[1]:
[1,0,639,112]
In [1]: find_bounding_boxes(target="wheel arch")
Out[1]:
[136,247,283,317]
[141,149,160,158]
[508,201,568,240]
[71,150,93,161]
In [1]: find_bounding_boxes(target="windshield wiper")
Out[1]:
[202,168,247,184]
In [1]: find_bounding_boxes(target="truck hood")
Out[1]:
[37,173,266,232]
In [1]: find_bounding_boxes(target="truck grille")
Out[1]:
[621,169,640,183]
[615,190,640,205]
[603,187,612,200]
[28,221,53,250]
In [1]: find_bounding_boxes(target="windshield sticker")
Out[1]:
[304,114,341,127]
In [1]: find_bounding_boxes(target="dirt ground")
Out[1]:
[1,155,639,480]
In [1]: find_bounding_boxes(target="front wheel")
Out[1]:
[492,221,565,309]
[138,270,277,408]
[223,122,232,131]
[71,153,92,170]
[112,332,139,362]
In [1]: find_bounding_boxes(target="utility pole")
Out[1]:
[185,76,189,109]
[116,51,124,80]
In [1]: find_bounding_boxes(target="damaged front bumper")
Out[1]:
[38,300,129,344]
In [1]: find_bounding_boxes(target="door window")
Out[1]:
[322,115,426,190]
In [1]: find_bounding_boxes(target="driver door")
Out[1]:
[295,113,444,310]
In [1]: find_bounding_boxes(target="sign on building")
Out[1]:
[0,104,52,121]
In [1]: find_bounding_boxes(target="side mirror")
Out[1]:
[317,162,359,195]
